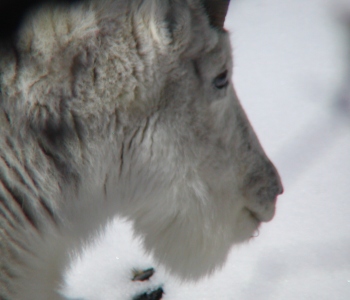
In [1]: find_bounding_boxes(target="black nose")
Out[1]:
[243,159,283,201]
[267,161,283,197]
[270,181,284,199]
[277,182,284,195]
[256,182,282,202]
[258,163,283,201]
[275,172,284,196]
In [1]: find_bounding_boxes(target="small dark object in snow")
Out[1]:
[132,287,164,300]
[132,268,155,281]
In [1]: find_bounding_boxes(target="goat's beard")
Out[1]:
[127,185,257,280]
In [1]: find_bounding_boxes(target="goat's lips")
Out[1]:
[246,202,276,223]
[248,210,261,225]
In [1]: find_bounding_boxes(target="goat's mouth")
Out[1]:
[245,200,276,224]
[246,209,262,226]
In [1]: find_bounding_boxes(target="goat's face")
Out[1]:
[106,0,284,279]
[11,0,282,280]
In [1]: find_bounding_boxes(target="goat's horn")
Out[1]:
[203,0,230,28]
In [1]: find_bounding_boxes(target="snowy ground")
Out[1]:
[63,0,350,299]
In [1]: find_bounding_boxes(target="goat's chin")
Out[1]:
[140,234,232,281]
[132,209,259,281]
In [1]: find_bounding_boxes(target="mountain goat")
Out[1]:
[0,0,283,299]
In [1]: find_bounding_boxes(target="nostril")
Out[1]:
[272,180,283,198]
[244,161,283,200]
[265,180,283,200]
[256,184,281,201]
[270,185,282,199]
[278,184,284,195]
[275,176,284,196]
[269,163,283,196]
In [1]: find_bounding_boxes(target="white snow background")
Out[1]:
[63,0,350,299]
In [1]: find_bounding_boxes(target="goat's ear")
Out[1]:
[134,0,192,50]
[202,0,230,29]
[134,0,171,47]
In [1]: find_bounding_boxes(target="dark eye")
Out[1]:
[213,70,229,89]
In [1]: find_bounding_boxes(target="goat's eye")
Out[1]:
[213,70,229,89]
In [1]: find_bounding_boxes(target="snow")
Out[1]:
[63,0,350,299]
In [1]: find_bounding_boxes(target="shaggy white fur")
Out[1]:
[0,1,282,299]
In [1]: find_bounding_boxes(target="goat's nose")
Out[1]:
[274,164,283,194]
[277,181,284,195]
[262,161,283,200]
[270,180,283,201]
[271,165,283,199]
[243,158,283,200]
[257,181,282,202]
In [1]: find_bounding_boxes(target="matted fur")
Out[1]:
[0,0,282,299]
